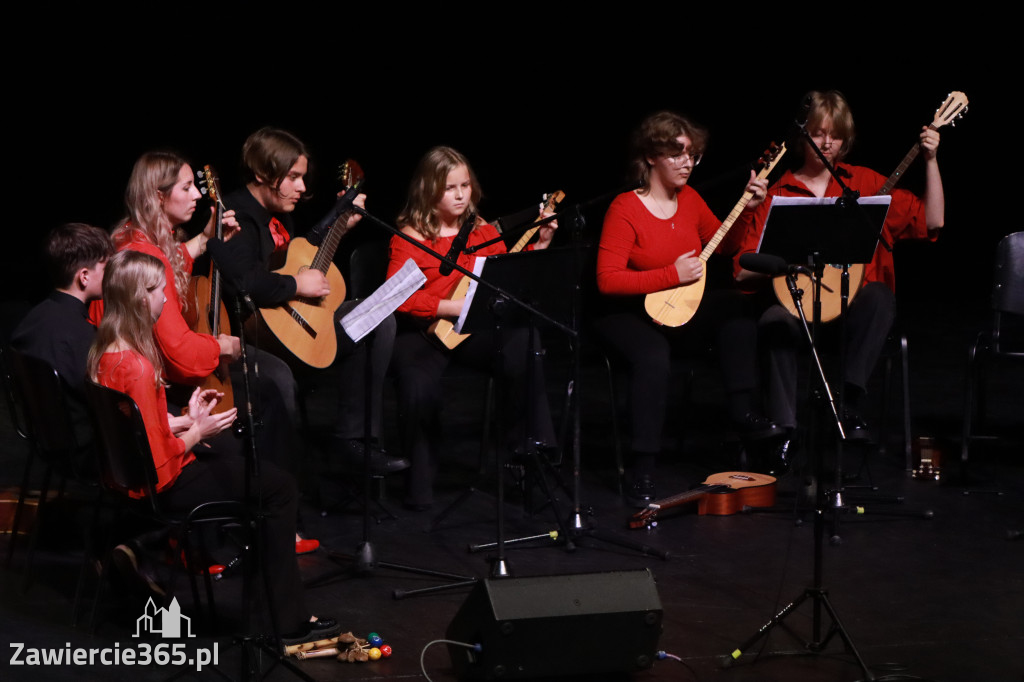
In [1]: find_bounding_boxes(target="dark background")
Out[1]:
[3,17,1008,320]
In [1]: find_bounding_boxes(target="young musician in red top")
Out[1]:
[386,146,558,509]
[733,90,944,448]
[88,250,339,648]
[97,151,315,552]
[94,151,242,383]
[593,111,772,505]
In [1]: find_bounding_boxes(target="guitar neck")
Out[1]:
[649,483,728,511]
[509,226,541,254]
[209,201,225,330]
[699,187,758,262]
[879,123,937,196]
[311,208,356,274]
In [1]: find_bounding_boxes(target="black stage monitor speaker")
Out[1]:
[445,569,663,680]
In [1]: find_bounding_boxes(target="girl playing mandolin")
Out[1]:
[732,90,943,452]
[593,111,773,506]
[386,146,559,510]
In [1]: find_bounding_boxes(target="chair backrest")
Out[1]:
[992,231,1024,316]
[7,347,78,458]
[0,345,28,441]
[84,380,160,507]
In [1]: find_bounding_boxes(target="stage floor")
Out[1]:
[2,306,1022,682]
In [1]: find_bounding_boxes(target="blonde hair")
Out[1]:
[803,90,856,161]
[88,250,166,386]
[114,151,192,308]
[397,146,482,242]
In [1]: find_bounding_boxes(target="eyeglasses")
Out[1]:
[667,150,702,166]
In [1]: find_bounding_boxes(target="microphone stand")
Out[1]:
[210,295,316,682]
[719,264,878,682]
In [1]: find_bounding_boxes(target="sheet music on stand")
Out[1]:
[340,258,426,343]
[758,195,891,264]
[454,256,488,334]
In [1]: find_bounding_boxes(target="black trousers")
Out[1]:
[391,322,556,506]
[591,290,758,458]
[758,281,895,428]
[157,451,307,633]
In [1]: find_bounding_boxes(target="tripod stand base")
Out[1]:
[720,586,875,680]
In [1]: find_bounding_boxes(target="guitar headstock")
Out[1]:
[198,165,223,206]
[338,160,365,191]
[629,506,658,529]
[542,190,566,214]
[754,142,787,181]
[932,91,969,128]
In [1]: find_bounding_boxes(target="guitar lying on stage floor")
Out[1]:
[629,471,777,529]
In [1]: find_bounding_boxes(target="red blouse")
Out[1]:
[96,350,195,497]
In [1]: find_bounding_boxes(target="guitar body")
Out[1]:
[428,275,473,350]
[771,263,866,323]
[186,275,235,413]
[696,471,777,516]
[259,236,348,368]
[644,272,707,327]
[629,471,776,528]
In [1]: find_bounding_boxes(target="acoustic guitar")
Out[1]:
[771,91,969,321]
[257,160,364,368]
[183,165,234,413]
[428,191,565,349]
[629,471,776,529]
[645,142,787,327]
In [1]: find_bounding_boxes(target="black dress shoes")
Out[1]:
[626,475,657,508]
[281,617,342,647]
[337,438,411,474]
[737,412,786,441]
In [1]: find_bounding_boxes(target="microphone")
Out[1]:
[308,187,359,243]
[794,94,813,129]
[440,212,476,276]
[739,253,790,277]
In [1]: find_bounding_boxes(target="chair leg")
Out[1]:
[961,336,984,475]
[22,465,54,592]
[603,355,625,495]
[6,447,36,569]
[900,334,912,472]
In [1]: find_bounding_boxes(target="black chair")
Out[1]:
[84,380,251,630]
[961,231,1024,473]
[3,347,94,597]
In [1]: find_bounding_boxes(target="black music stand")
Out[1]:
[720,197,889,681]
[438,248,576,577]
[759,194,890,513]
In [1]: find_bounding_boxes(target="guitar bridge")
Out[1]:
[285,303,317,339]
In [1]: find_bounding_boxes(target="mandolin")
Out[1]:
[428,191,565,349]
[184,165,234,413]
[645,143,787,327]
[629,471,776,529]
[257,160,363,368]
[771,91,969,321]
